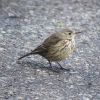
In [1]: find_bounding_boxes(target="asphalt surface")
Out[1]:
[0,0,100,100]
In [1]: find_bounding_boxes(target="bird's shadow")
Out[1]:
[17,60,71,73]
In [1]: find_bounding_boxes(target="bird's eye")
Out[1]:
[69,33,71,35]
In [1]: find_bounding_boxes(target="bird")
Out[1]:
[18,28,80,69]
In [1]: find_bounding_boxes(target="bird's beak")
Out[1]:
[75,31,81,34]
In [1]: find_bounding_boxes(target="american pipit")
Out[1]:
[18,28,80,69]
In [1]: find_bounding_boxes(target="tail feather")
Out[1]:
[18,52,34,60]
[18,46,44,60]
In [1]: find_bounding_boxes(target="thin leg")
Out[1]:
[56,62,70,71]
[56,62,63,69]
[48,60,52,68]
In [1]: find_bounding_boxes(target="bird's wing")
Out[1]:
[42,33,62,47]
[32,33,62,54]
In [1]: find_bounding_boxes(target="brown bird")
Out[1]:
[18,28,80,69]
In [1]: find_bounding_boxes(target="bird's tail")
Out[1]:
[18,52,36,60]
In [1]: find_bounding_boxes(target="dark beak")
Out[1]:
[75,31,81,34]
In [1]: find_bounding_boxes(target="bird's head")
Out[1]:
[61,28,81,40]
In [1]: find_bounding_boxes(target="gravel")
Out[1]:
[0,0,100,99]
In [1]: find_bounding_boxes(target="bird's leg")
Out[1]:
[48,60,52,68]
[56,62,63,69]
[56,62,70,71]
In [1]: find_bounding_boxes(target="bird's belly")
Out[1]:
[46,46,74,61]
[42,40,75,61]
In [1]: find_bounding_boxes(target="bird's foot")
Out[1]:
[60,67,70,72]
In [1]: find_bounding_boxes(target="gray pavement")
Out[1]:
[0,0,100,100]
